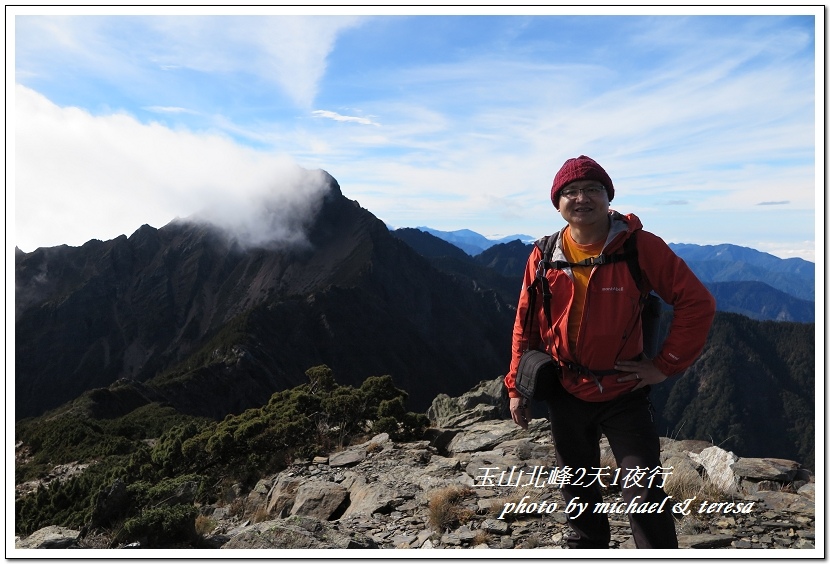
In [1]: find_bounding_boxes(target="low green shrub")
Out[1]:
[15,365,428,540]
[116,504,199,547]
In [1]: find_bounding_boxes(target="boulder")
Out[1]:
[427,376,507,428]
[660,438,714,457]
[339,475,400,518]
[290,481,349,520]
[688,446,739,494]
[797,482,815,501]
[266,475,303,518]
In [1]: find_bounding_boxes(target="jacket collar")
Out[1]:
[603,211,641,253]
[548,210,642,264]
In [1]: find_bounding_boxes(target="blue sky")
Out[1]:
[10,8,821,262]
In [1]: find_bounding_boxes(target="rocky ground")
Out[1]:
[15,377,817,554]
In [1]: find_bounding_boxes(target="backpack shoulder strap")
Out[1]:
[523,232,560,337]
[535,232,559,263]
[622,231,647,295]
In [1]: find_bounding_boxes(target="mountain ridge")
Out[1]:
[400,227,814,322]
[413,226,534,256]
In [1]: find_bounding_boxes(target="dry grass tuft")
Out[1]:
[194,515,217,536]
[472,530,492,546]
[251,505,270,524]
[365,442,383,454]
[228,498,245,518]
[427,485,475,531]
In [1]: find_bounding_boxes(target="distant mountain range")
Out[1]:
[413,227,534,256]
[397,227,815,323]
[668,243,814,302]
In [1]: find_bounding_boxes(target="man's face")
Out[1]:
[558,180,610,228]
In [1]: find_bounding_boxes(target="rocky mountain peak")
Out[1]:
[15,171,513,419]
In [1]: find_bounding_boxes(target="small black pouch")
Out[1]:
[515,350,560,400]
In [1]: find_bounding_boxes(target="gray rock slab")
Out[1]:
[329,449,367,467]
[220,516,377,549]
[465,452,523,480]
[732,457,800,481]
[660,438,715,456]
[480,518,510,534]
[445,420,546,455]
[754,491,815,515]
[422,455,462,477]
[15,526,80,549]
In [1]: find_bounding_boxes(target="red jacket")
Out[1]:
[505,211,716,402]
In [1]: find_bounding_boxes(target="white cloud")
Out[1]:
[312,110,380,126]
[14,85,331,252]
[16,15,365,109]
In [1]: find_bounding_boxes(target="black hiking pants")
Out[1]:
[544,377,678,549]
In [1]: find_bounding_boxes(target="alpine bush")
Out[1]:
[15,365,429,544]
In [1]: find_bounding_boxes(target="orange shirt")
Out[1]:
[562,227,605,352]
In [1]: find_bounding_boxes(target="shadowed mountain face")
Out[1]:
[15,173,514,419]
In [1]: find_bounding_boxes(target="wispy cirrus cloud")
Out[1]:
[312,110,380,126]
[16,15,365,109]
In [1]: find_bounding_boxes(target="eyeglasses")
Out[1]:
[559,186,605,200]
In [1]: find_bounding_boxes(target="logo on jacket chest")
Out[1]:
[601,286,625,292]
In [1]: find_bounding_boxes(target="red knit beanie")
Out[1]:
[550,155,614,209]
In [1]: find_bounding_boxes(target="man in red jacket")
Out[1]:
[506,155,715,549]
